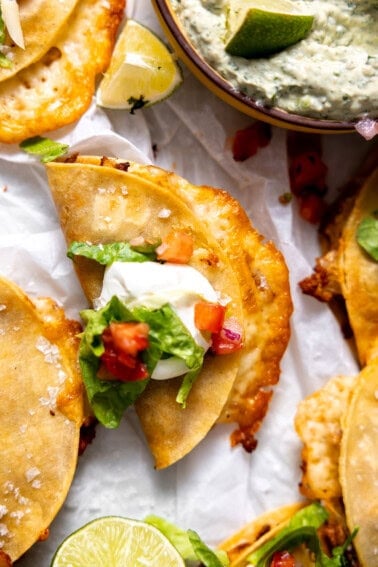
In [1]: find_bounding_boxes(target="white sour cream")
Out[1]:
[96,261,221,380]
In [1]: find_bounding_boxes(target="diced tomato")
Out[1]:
[106,322,149,357]
[299,193,327,224]
[156,230,194,264]
[289,151,328,196]
[270,551,296,567]
[232,121,272,162]
[211,317,243,355]
[100,322,149,382]
[194,302,226,334]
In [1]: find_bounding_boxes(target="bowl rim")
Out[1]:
[153,0,358,133]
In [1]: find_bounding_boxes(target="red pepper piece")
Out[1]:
[232,121,272,162]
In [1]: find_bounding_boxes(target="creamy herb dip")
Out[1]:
[170,0,378,121]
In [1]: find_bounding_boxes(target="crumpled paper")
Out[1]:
[1,1,375,565]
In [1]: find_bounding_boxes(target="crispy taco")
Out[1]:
[219,365,376,566]
[45,155,292,469]
[300,147,378,366]
[295,362,378,566]
[294,150,378,566]
[219,500,358,566]
[0,0,125,143]
[0,277,84,561]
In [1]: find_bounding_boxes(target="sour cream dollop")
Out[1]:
[96,261,221,380]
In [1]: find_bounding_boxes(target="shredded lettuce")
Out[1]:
[67,240,157,265]
[356,212,378,261]
[145,515,229,567]
[19,136,69,162]
[79,296,205,428]
[246,502,356,567]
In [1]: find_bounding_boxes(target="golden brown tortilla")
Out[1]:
[0,277,84,561]
[338,168,378,366]
[339,359,378,567]
[46,156,246,469]
[0,0,79,82]
[0,0,125,143]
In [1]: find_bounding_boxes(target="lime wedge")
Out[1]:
[225,0,314,58]
[97,20,182,111]
[51,516,186,567]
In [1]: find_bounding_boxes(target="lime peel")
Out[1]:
[51,516,186,567]
[97,19,183,111]
[225,0,314,58]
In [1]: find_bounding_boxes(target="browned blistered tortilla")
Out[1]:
[0,0,125,143]
[338,168,378,366]
[339,359,378,567]
[0,277,84,561]
[45,156,291,469]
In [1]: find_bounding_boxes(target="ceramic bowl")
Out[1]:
[152,0,361,134]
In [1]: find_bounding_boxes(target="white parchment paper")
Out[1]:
[0,1,374,565]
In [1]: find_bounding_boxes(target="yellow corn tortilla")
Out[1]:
[0,0,125,143]
[339,359,378,567]
[46,156,292,468]
[0,0,79,82]
[338,167,378,366]
[0,277,84,561]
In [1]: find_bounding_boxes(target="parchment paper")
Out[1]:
[1,1,374,564]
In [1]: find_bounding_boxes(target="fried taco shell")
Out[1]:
[0,0,79,82]
[300,148,378,366]
[296,363,378,566]
[45,156,292,469]
[0,277,84,560]
[219,499,356,566]
[122,163,293,451]
[0,0,125,143]
[340,360,378,566]
[338,168,378,366]
[218,503,307,566]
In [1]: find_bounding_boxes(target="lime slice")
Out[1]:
[225,0,314,58]
[97,20,182,111]
[51,516,186,567]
